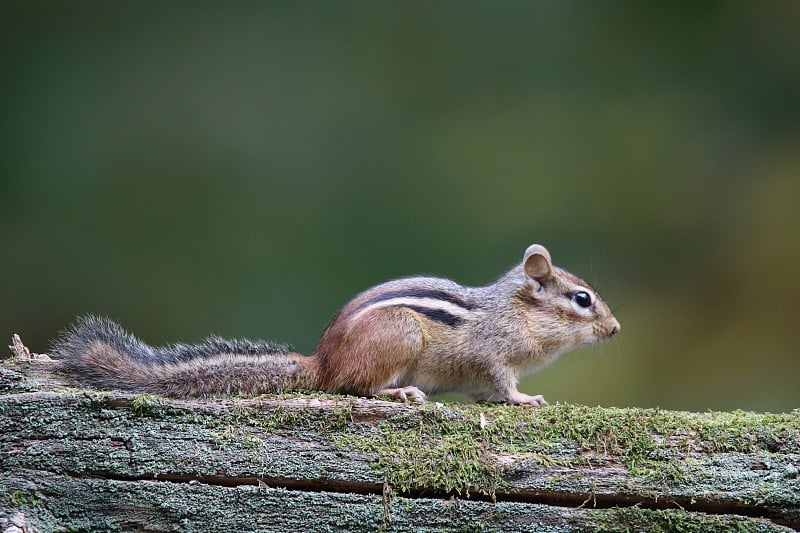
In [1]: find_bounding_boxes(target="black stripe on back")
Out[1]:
[402,305,465,327]
[358,288,477,312]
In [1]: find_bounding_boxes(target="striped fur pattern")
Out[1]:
[52,315,318,397]
[313,244,620,405]
[53,244,620,404]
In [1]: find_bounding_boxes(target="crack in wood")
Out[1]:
[62,469,798,530]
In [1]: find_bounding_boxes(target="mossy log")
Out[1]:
[1,354,798,532]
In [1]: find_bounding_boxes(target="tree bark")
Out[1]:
[1,353,798,532]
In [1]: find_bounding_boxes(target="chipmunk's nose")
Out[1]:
[608,318,621,337]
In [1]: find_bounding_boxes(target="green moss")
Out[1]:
[10,490,39,506]
[584,506,785,533]
[222,394,360,434]
[335,402,800,499]
[130,393,166,417]
[337,404,505,498]
[446,403,800,484]
[88,391,108,410]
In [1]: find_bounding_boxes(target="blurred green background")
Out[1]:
[2,2,798,412]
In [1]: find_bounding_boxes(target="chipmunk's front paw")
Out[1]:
[505,392,547,407]
[379,386,428,404]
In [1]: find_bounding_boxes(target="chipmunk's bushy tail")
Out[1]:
[51,315,318,397]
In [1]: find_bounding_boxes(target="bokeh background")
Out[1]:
[2,2,798,412]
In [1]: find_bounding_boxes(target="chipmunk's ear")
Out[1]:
[523,244,553,283]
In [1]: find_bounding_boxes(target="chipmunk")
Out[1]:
[53,244,620,405]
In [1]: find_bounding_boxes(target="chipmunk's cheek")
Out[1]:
[572,329,597,347]
[572,325,600,346]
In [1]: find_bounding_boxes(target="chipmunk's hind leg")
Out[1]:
[318,307,428,403]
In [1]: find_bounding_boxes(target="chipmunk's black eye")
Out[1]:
[573,291,592,308]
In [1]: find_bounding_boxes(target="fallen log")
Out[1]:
[1,344,798,532]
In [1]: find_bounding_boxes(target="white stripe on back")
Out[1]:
[350,297,475,324]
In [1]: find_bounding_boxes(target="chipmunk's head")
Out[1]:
[519,244,620,351]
